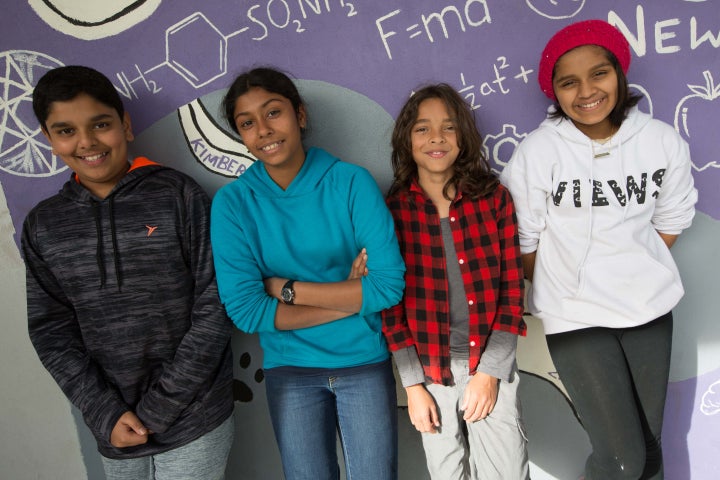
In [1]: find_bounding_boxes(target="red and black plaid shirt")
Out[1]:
[382,180,526,385]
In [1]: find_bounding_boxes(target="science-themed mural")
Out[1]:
[1,1,718,479]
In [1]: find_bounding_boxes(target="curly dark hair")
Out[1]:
[388,83,498,200]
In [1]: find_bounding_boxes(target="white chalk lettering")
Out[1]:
[376,0,491,60]
[610,4,720,57]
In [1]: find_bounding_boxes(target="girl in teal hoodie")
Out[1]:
[211,67,405,480]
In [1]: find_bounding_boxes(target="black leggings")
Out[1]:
[546,312,673,480]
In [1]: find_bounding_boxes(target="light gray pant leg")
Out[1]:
[466,364,529,480]
[154,414,235,480]
[420,360,528,480]
[422,369,470,480]
[102,455,154,480]
[103,413,235,480]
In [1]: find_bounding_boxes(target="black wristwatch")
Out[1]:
[280,279,296,305]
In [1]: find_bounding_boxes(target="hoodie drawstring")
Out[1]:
[108,197,123,291]
[576,139,594,287]
[577,131,626,287]
[91,198,123,291]
[618,136,629,222]
[91,200,107,288]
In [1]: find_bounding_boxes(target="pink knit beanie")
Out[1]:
[538,19,631,101]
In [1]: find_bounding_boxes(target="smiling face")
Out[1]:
[43,93,133,199]
[411,97,460,185]
[553,45,619,139]
[233,87,306,188]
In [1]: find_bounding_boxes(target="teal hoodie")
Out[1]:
[211,147,405,369]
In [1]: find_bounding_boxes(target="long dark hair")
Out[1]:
[549,47,641,127]
[388,84,498,199]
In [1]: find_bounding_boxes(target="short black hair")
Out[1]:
[32,65,125,131]
[222,67,304,134]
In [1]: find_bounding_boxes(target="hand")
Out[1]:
[110,411,149,448]
[263,277,286,300]
[461,372,498,422]
[347,248,368,280]
[406,384,440,433]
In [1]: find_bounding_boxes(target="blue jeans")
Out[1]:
[101,413,234,480]
[264,359,398,480]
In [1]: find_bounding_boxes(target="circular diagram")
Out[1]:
[0,50,66,178]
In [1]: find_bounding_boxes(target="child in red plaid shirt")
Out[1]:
[382,84,529,479]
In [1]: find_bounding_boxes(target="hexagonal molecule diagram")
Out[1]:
[166,12,227,88]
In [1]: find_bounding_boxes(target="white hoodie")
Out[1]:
[500,106,697,334]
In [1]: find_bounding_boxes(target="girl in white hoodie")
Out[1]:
[500,20,697,480]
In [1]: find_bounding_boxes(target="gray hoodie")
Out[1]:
[22,158,234,459]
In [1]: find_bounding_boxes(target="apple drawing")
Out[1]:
[674,70,720,172]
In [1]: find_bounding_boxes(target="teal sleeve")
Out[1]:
[348,168,406,316]
[210,185,279,334]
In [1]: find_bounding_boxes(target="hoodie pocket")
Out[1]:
[574,253,683,323]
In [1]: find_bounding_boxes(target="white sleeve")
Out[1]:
[500,140,550,254]
[652,129,698,234]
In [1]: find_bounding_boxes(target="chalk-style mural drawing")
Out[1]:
[630,82,654,115]
[700,379,720,416]
[234,351,265,403]
[164,12,228,89]
[526,0,586,20]
[674,70,720,172]
[113,5,362,99]
[28,0,162,40]
[177,98,255,177]
[2,1,719,479]
[483,124,528,175]
[0,51,64,177]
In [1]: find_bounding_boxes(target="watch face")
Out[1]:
[281,287,294,304]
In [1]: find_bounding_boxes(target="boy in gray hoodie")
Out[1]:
[23,65,235,480]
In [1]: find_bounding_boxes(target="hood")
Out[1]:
[59,156,164,204]
[59,157,165,291]
[537,105,651,147]
[240,147,339,197]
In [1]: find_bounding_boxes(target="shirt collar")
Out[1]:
[408,177,464,203]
